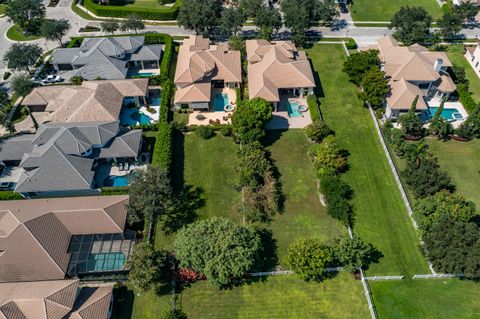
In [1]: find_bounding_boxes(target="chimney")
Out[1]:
[434,59,443,73]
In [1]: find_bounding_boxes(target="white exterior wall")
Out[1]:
[465,44,480,80]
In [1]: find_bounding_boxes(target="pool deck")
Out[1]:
[266,95,311,129]
[426,99,468,129]
[188,87,237,125]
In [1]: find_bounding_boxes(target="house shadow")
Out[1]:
[309,58,326,121]
[112,288,134,319]
[265,114,291,131]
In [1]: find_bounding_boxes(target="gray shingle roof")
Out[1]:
[50,36,162,80]
[98,129,142,159]
[0,135,35,162]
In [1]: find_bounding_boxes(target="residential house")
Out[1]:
[0,280,114,319]
[245,40,315,111]
[22,79,149,124]
[51,36,163,80]
[378,35,457,120]
[174,35,242,110]
[465,43,480,78]
[0,121,142,197]
[0,195,133,282]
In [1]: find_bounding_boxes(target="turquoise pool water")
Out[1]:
[120,108,151,126]
[138,72,154,77]
[88,252,126,272]
[104,176,129,187]
[213,93,229,111]
[287,101,302,117]
[429,107,463,121]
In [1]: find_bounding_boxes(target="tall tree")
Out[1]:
[240,0,264,18]
[10,74,35,98]
[232,98,272,144]
[228,35,246,52]
[174,217,261,286]
[100,20,119,35]
[282,0,321,47]
[390,6,432,45]
[402,139,429,168]
[318,0,339,27]
[40,19,70,47]
[398,108,424,137]
[220,7,246,37]
[254,6,282,40]
[3,43,42,74]
[6,0,46,34]
[333,236,380,272]
[178,0,222,35]
[127,242,169,293]
[342,50,379,85]
[120,14,145,34]
[359,68,389,109]
[127,166,173,227]
[454,2,479,22]
[437,11,463,39]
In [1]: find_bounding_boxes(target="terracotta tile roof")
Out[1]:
[246,40,315,102]
[0,196,128,283]
[386,79,428,110]
[23,79,148,123]
[174,36,241,104]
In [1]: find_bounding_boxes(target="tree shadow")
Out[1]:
[253,228,279,273]
[112,287,134,319]
[308,58,326,122]
[262,129,287,147]
[162,184,205,234]
[171,130,185,193]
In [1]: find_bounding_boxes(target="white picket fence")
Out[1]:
[413,274,464,279]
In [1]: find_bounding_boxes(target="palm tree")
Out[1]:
[403,140,429,168]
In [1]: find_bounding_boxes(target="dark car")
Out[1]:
[339,4,348,14]
[0,182,14,190]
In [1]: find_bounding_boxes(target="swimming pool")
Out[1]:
[103,176,129,187]
[138,72,154,77]
[213,93,229,112]
[120,108,151,126]
[429,107,463,121]
[88,252,126,272]
[287,101,302,117]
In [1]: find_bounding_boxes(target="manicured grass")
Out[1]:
[264,130,346,261]
[370,279,480,319]
[446,45,480,102]
[0,4,7,15]
[129,273,370,319]
[306,44,429,275]
[426,138,480,208]
[5,25,42,41]
[349,0,442,21]
[119,0,177,9]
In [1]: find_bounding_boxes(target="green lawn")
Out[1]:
[117,0,177,9]
[0,4,7,15]
[370,279,480,319]
[350,0,442,21]
[265,130,346,261]
[128,273,369,319]
[306,44,429,275]
[5,25,42,41]
[427,138,480,208]
[447,45,480,103]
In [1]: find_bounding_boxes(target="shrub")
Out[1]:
[196,125,214,139]
[100,186,129,195]
[304,120,333,143]
[285,237,334,281]
[220,125,232,136]
[345,38,357,50]
[457,82,477,114]
[375,108,385,119]
[0,191,23,201]
[171,119,187,132]
[319,175,352,200]
[332,236,379,272]
[343,50,379,85]
[307,94,320,121]
[83,0,180,20]
[310,135,347,177]
[326,196,354,227]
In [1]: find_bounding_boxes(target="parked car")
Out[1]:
[0,182,14,190]
[42,75,62,84]
[339,4,348,13]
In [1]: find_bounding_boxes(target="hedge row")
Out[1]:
[0,191,24,201]
[83,0,180,20]
[457,83,477,115]
[152,122,172,171]
[100,186,129,195]
[307,94,321,121]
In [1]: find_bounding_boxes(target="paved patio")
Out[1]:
[188,110,232,125]
[266,95,312,129]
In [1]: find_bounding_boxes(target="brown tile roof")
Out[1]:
[174,36,241,104]
[0,196,128,283]
[246,40,315,102]
[386,79,428,110]
[0,280,113,319]
[23,79,148,123]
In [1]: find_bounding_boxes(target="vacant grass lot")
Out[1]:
[447,45,480,103]
[127,273,369,319]
[370,279,480,319]
[306,44,429,275]
[349,0,442,21]
[427,138,480,207]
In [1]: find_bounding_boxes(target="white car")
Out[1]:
[43,75,62,83]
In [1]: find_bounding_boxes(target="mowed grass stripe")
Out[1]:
[306,44,429,275]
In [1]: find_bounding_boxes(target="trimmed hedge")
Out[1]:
[345,38,357,50]
[152,122,172,171]
[100,186,129,195]
[0,191,23,201]
[83,0,180,20]
[307,94,321,121]
[457,82,477,115]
